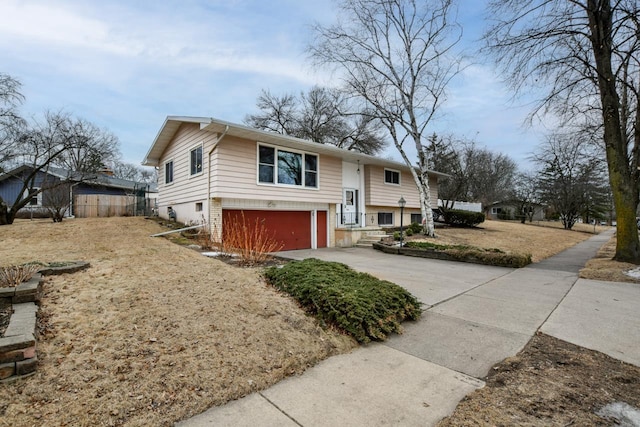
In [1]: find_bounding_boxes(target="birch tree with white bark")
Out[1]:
[310,0,462,236]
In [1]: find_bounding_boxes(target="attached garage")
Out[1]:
[223,209,326,251]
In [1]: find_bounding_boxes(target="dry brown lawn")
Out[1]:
[422,219,608,263]
[0,217,356,427]
[580,233,640,283]
[0,216,624,426]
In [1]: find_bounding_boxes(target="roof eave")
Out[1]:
[142,116,450,178]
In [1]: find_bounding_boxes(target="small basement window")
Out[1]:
[410,213,422,224]
[378,212,393,226]
[195,202,203,212]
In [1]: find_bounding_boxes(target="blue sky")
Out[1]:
[1,0,545,170]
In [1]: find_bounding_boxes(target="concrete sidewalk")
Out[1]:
[179,228,640,426]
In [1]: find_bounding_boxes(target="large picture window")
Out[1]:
[258,144,318,188]
[190,145,203,175]
[165,160,174,184]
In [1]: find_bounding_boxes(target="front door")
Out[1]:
[342,189,358,225]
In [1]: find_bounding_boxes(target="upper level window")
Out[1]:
[165,160,174,184]
[384,169,400,185]
[258,144,318,188]
[190,145,203,175]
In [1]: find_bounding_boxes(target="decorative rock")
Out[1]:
[0,334,35,353]
[0,347,27,363]
[16,356,37,375]
[38,261,90,276]
[0,362,15,380]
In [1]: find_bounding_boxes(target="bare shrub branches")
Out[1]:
[0,264,40,288]
[222,212,284,265]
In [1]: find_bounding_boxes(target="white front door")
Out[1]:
[342,188,358,225]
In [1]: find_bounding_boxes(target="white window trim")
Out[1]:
[25,187,42,207]
[189,143,204,177]
[164,159,174,185]
[256,142,320,190]
[384,168,401,186]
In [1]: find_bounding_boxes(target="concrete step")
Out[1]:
[355,234,390,247]
[355,243,376,248]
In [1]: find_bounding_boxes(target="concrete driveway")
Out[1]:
[180,229,640,426]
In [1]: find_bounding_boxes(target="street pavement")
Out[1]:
[178,228,640,426]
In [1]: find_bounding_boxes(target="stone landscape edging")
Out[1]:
[372,242,531,268]
[0,261,90,382]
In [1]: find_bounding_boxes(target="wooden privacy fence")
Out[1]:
[73,194,136,218]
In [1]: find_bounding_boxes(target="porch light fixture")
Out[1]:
[398,196,406,247]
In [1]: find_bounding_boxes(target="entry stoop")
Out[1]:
[355,230,390,247]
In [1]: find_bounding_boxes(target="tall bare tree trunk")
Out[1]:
[587,1,640,262]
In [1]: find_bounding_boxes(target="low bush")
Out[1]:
[405,228,414,236]
[0,264,41,288]
[442,209,485,227]
[222,212,284,265]
[264,258,422,343]
[409,222,423,234]
[406,241,531,268]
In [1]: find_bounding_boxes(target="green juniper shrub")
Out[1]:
[409,222,423,234]
[405,241,531,268]
[264,258,422,343]
[442,209,485,227]
[393,231,402,241]
[405,228,413,237]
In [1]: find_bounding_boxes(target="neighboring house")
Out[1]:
[143,116,448,250]
[487,201,545,221]
[0,165,157,218]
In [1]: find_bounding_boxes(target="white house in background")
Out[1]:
[142,116,448,250]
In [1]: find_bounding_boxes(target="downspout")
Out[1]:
[207,124,229,238]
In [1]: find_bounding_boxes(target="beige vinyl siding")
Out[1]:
[158,123,216,209]
[364,165,438,209]
[364,206,423,227]
[211,136,342,203]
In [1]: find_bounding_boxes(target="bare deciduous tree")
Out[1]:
[0,73,25,169]
[245,86,387,155]
[310,0,462,236]
[112,161,157,184]
[43,182,72,222]
[465,147,518,214]
[512,171,540,223]
[534,134,608,230]
[0,111,120,225]
[485,0,640,262]
[55,118,120,173]
[427,135,517,212]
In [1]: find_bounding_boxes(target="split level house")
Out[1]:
[143,117,448,250]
